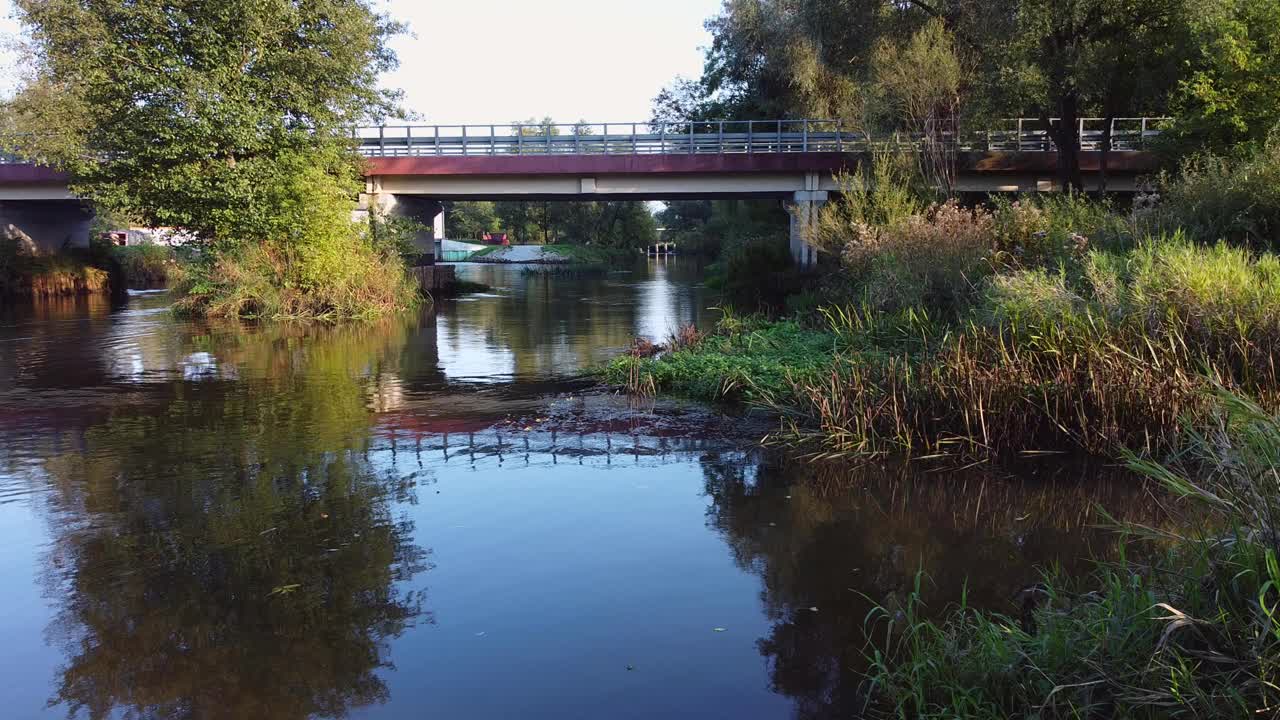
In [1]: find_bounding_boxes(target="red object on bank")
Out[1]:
[481,233,510,246]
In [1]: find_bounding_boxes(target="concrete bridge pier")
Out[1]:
[0,200,94,253]
[789,189,828,269]
[367,193,444,265]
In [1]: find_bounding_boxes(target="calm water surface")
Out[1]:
[0,259,1162,719]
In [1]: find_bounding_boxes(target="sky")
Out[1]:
[0,0,723,124]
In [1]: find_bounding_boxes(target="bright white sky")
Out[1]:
[0,0,722,123]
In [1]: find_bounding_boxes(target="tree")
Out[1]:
[448,201,500,240]
[936,0,1188,192]
[870,18,966,195]
[2,0,412,317]
[1167,0,1280,155]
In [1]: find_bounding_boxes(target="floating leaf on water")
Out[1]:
[808,606,819,612]
[626,664,635,671]
[713,627,727,632]
[268,584,301,597]
[475,631,486,637]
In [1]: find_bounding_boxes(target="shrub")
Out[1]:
[1147,133,1280,250]
[172,148,418,320]
[112,242,182,287]
[840,201,995,316]
[990,194,1132,272]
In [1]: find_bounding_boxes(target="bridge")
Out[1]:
[1,118,1163,265]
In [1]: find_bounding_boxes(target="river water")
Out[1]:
[0,259,1161,720]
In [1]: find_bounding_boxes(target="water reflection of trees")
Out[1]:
[702,456,1167,720]
[38,321,430,720]
[438,262,711,379]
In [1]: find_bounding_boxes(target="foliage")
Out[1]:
[447,201,500,240]
[1166,0,1280,155]
[483,199,658,249]
[3,0,413,319]
[2,233,119,299]
[112,242,184,288]
[658,199,789,260]
[1145,132,1280,250]
[838,201,994,317]
[869,18,965,193]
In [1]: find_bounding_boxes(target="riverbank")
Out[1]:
[606,150,1280,460]
[1,237,121,300]
[864,388,1280,717]
[608,236,1280,459]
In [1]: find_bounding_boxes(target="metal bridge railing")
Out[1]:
[354,118,1169,158]
[0,119,1169,165]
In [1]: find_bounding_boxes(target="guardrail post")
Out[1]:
[802,119,808,152]
[405,125,413,156]
[603,123,608,155]
[491,125,496,155]
[1016,118,1023,152]
[747,121,753,154]
[462,125,468,156]
[434,126,440,156]
[379,125,385,156]
[718,121,724,154]
[1141,117,1148,149]
[836,119,842,152]
[776,120,782,152]
[545,124,552,155]
[659,122,666,154]
[575,125,581,154]
[689,122,694,154]
[517,125,522,155]
[632,123,637,154]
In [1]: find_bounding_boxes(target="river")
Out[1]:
[0,259,1161,719]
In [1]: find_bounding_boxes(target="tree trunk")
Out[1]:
[1044,94,1084,194]
[1097,116,1113,198]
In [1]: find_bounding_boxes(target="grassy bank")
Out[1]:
[607,147,1280,460]
[1,237,119,300]
[860,389,1280,718]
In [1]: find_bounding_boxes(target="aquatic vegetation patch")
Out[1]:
[864,389,1280,718]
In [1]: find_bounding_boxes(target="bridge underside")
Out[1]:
[0,149,1157,266]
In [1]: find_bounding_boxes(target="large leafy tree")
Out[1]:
[1167,0,1280,155]
[4,0,403,248]
[677,0,1191,192]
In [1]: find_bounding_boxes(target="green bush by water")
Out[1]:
[112,242,184,287]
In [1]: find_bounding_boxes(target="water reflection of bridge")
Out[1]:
[372,426,741,469]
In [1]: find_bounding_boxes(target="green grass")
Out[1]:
[864,388,1280,718]
[467,246,501,259]
[603,315,839,402]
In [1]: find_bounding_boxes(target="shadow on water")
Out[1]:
[0,260,1178,719]
[700,455,1168,720]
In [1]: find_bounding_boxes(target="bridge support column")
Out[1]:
[789,190,827,269]
[368,193,443,265]
[0,201,94,254]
